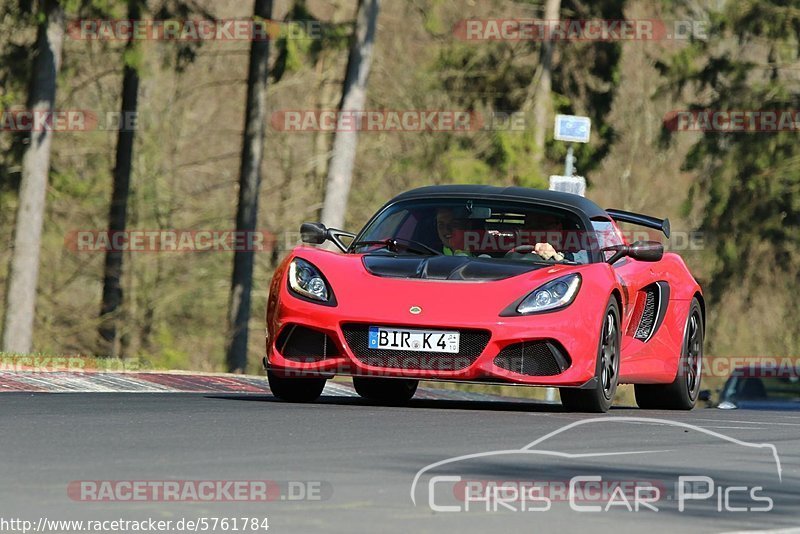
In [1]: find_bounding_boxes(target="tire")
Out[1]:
[635,298,704,410]
[352,377,419,404]
[560,298,621,413]
[267,370,326,402]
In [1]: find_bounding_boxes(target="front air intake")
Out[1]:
[276,324,340,362]
[494,341,570,376]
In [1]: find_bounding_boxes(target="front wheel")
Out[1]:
[267,370,326,402]
[635,298,704,410]
[560,298,621,413]
[352,377,418,404]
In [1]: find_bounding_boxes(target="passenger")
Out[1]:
[436,208,471,256]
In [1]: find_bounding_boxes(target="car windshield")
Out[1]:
[351,198,595,264]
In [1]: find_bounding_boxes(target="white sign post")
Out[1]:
[549,175,586,197]
[550,114,592,197]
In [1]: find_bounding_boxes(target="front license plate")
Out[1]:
[368,327,460,353]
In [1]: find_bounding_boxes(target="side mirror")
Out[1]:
[603,240,664,264]
[628,240,664,262]
[299,222,356,252]
[300,222,327,245]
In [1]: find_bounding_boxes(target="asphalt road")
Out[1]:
[1,391,799,533]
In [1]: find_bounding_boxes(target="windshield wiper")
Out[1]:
[351,238,442,256]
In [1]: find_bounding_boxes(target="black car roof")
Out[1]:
[390,184,609,219]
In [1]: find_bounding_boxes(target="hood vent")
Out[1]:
[362,255,543,282]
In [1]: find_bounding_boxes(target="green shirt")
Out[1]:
[443,246,471,257]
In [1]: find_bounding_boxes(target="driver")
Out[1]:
[531,214,567,262]
[436,208,571,260]
[504,214,570,261]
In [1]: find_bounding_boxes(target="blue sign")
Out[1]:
[368,327,379,348]
[554,114,591,143]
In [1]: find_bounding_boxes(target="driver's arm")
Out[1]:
[534,242,566,262]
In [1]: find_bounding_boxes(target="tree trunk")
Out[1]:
[311,0,350,193]
[98,0,143,358]
[1,0,65,354]
[319,0,380,230]
[225,0,274,373]
[532,0,561,168]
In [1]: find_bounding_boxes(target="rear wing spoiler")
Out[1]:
[605,209,671,239]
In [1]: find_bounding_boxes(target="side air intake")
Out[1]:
[630,282,670,342]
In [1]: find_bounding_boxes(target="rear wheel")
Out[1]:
[267,370,326,402]
[635,298,704,410]
[353,377,418,404]
[560,298,621,413]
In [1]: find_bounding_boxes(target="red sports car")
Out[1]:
[264,185,704,412]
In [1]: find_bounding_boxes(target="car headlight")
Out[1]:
[515,273,581,314]
[288,258,331,302]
